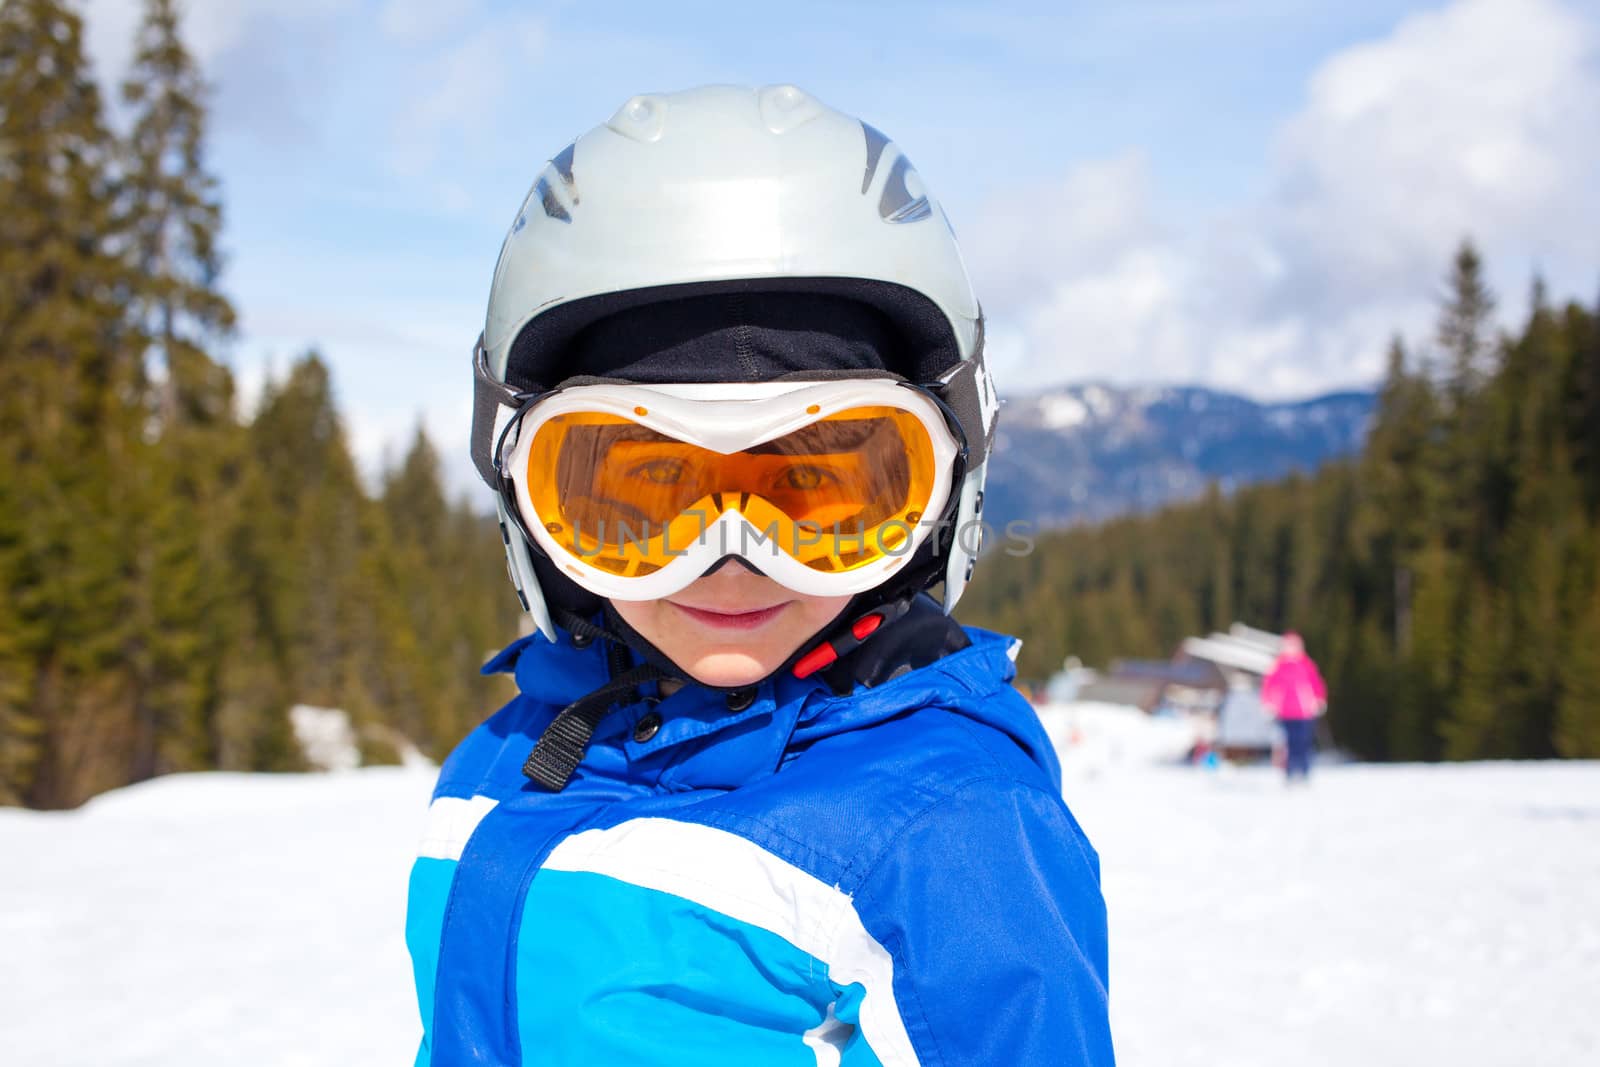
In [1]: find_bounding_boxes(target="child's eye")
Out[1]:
[629,458,687,485]
[775,465,836,491]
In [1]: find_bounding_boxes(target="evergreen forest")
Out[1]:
[3,1,1597,809]
[962,247,1600,763]
[0,0,519,807]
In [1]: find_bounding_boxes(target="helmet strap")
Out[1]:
[521,658,672,792]
[788,594,916,685]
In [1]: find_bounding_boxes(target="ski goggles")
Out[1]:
[498,378,964,600]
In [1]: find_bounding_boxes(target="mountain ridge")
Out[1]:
[981,381,1376,532]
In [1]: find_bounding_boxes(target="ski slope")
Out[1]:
[3,707,1596,1066]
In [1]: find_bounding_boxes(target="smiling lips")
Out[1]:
[668,601,791,630]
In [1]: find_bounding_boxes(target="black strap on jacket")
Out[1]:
[521,661,671,791]
[521,609,676,792]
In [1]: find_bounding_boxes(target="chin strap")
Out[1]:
[522,609,676,792]
[783,516,958,686]
[522,660,671,791]
[523,589,927,792]
[789,594,916,682]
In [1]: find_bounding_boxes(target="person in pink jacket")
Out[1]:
[1260,632,1327,781]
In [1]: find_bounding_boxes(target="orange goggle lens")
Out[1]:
[524,405,939,577]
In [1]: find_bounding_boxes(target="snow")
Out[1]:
[289,704,361,772]
[3,725,1598,1065]
[0,769,433,1067]
[1038,700,1204,777]
[1083,383,1117,417]
[1039,391,1092,429]
[1074,759,1599,1066]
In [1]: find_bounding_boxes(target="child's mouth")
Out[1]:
[668,601,789,630]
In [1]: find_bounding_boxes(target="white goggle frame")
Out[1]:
[498,378,962,602]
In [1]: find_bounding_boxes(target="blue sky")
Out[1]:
[82,0,1600,490]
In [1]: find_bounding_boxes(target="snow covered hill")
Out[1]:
[984,384,1375,531]
[3,723,1596,1066]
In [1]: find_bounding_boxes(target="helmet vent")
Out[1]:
[606,95,666,143]
[758,84,825,133]
[860,123,890,194]
[536,176,570,223]
[551,142,579,201]
[879,155,931,224]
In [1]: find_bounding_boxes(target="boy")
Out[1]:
[406,84,1115,1065]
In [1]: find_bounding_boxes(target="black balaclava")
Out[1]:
[558,291,905,383]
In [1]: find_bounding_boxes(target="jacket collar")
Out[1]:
[480,603,1051,790]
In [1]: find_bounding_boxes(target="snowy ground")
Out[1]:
[3,707,1598,1066]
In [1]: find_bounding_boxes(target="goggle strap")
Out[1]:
[933,355,992,459]
[472,335,529,489]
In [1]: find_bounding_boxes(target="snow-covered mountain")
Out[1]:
[983,383,1376,531]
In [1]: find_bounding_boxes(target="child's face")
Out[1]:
[609,564,851,687]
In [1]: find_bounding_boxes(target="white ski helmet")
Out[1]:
[470,84,998,641]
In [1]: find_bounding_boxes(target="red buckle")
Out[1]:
[793,612,887,679]
[792,643,838,679]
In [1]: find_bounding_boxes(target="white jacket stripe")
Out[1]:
[543,817,920,1066]
[417,795,499,861]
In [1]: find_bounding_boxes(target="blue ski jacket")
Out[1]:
[405,615,1114,1066]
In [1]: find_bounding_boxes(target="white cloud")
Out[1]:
[82,0,359,143]
[83,0,357,82]
[968,0,1600,399]
[1267,0,1600,310]
[967,153,1166,314]
[185,0,356,64]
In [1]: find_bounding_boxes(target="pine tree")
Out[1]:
[120,0,234,422]
[1372,337,1442,529]
[0,463,42,803]
[1555,563,1600,758]
[1493,286,1583,757]
[0,0,144,807]
[1438,241,1496,409]
[117,0,239,779]
[200,356,349,773]
[379,428,455,747]
[1564,290,1600,513]
[232,353,376,765]
[1439,583,1504,760]
[1434,242,1499,567]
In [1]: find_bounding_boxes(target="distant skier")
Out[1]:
[1261,632,1327,782]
